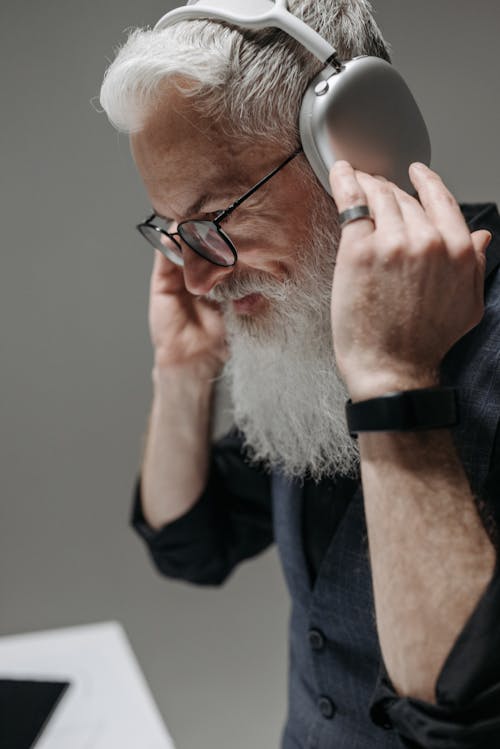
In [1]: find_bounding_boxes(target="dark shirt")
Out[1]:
[132,203,500,748]
[302,475,358,584]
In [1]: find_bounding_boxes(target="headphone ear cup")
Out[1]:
[299,57,431,195]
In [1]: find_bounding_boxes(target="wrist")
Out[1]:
[151,362,218,407]
[153,355,222,384]
[345,369,440,403]
[150,366,215,448]
[346,386,459,438]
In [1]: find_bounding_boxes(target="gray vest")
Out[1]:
[271,211,500,749]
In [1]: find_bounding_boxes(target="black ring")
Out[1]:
[339,204,373,229]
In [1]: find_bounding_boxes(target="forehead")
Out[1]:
[130,85,264,213]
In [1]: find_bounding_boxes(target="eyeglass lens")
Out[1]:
[178,221,235,266]
[139,224,184,266]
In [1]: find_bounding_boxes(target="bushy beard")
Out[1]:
[208,189,359,481]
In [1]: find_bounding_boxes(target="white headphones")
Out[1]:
[155,0,431,194]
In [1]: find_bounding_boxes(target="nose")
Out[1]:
[181,245,234,296]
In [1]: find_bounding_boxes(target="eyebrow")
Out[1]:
[186,193,217,216]
[153,179,253,220]
[153,192,222,221]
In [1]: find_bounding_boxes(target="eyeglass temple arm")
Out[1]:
[215,148,302,223]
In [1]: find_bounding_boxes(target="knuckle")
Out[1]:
[342,238,373,266]
[422,169,445,191]
[377,182,395,199]
[385,231,408,255]
[378,232,407,260]
[341,188,365,207]
[415,229,443,254]
[427,170,443,185]
[449,240,475,266]
[431,186,459,212]
[441,191,458,211]
[456,241,475,259]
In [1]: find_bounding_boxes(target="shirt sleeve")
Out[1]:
[131,428,274,586]
[369,431,500,748]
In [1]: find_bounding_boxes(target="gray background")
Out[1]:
[1,1,499,747]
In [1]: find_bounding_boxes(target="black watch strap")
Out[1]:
[346,387,459,438]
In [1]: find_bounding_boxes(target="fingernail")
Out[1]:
[410,162,427,173]
[333,160,352,170]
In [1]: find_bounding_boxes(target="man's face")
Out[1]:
[130,86,317,317]
[131,85,358,480]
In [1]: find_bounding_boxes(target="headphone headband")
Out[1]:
[152,0,431,195]
[154,0,336,64]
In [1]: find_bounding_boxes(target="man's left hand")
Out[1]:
[329,161,491,401]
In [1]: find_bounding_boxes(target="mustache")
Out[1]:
[205,271,293,304]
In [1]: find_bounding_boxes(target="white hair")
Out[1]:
[212,183,360,480]
[98,0,389,478]
[100,0,391,148]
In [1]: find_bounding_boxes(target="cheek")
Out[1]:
[233,238,301,281]
[227,213,308,273]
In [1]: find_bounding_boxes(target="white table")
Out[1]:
[0,621,176,749]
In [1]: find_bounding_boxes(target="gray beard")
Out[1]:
[208,195,359,482]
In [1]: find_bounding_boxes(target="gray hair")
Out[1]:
[99,0,391,149]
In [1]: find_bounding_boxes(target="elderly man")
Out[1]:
[100,1,500,746]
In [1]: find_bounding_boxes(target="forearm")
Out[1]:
[141,361,216,530]
[360,428,496,703]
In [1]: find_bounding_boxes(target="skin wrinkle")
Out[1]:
[136,127,303,246]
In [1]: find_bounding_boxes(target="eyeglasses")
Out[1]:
[136,148,302,268]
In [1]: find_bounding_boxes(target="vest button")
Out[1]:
[308,628,326,651]
[318,696,336,719]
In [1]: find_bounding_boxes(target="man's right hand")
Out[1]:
[140,251,227,530]
[149,250,227,376]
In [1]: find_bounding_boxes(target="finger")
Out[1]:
[153,248,183,277]
[367,173,438,240]
[470,230,490,304]
[409,163,471,251]
[355,172,405,236]
[330,161,374,240]
[151,250,185,294]
[471,229,492,265]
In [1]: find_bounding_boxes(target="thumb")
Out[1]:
[471,229,493,260]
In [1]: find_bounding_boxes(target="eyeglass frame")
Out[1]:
[136,147,303,267]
